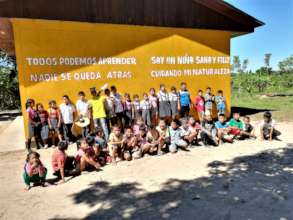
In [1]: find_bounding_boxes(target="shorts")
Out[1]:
[229,128,241,136]
[159,101,171,118]
[41,125,49,140]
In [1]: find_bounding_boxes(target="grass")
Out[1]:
[232,91,293,122]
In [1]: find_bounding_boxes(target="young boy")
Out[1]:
[76,91,90,138]
[108,125,124,164]
[122,127,139,161]
[110,86,125,128]
[194,90,205,122]
[214,90,226,115]
[200,114,218,146]
[60,95,76,143]
[178,82,191,118]
[204,87,214,116]
[104,89,116,128]
[260,111,281,141]
[215,114,233,144]
[180,118,197,145]
[169,119,188,153]
[228,112,245,139]
[242,116,256,139]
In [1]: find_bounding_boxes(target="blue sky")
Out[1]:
[225,0,293,71]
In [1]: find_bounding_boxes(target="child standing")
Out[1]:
[149,88,158,125]
[23,151,47,190]
[214,90,226,115]
[260,111,281,141]
[60,95,76,143]
[169,86,179,119]
[48,100,62,147]
[123,93,133,127]
[110,86,125,129]
[76,91,90,138]
[104,89,116,128]
[178,82,191,118]
[36,103,49,148]
[194,90,205,121]
[140,93,152,127]
[157,84,171,121]
[204,87,214,116]
[132,94,141,120]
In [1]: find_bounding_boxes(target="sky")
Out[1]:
[225,0,293,71]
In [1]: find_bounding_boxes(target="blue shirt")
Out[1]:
[179,90,190,107]
[215,121,229,129]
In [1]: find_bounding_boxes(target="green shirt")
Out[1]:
[229,118,243,129]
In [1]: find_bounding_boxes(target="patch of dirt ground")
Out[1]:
[0,121,293,220]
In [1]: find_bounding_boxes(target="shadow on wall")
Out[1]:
[231,106,273,116]
[57,144,293,220]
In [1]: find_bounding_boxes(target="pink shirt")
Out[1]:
[25,162,46,175]
[52,149,67,172]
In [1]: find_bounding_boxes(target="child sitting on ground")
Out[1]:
[75,137,101,171]
[260,111,281,141]
[169,119,188,153]
[228,112,247,139]
[180,118,197,145]
[93,127,107,150]
[215,114,233,144]
[108,125,125,164]
[242,116,257,139]
[132,116,145,136]
[200,114,218,146]
[23,151,47,190]
[146,125,161,155]
[52,141,80,183]
[156,120,171,155]
[137,125,157,156]
[122,127,139,161]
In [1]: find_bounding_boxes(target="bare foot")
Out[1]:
[24,185,31,191]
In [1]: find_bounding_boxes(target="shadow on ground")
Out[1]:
[231,106,273,116]
[66,144,293,220]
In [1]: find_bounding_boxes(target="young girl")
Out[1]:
[146,126,160,155]
[26,99,42,150]
[149,88,158,125]
[48,100,62,147]
[132,116,145,136]
[204,87,214,116]
[132,94,141,121]
[140,93,152,127]
[157,84,171,121]
[108,125,124,165]
[194,90,205,122]
[23,151,47,190]
[156,120,170,155]
[169,86,179,120]
[123,93,133,127]
[36,103,49,148]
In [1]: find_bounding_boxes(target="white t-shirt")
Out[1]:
[60,103,75,124]
[260,119,275,128]
[111,93,124,113]
[76,100,89,116]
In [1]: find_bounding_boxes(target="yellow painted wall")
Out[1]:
[12,19,231,138]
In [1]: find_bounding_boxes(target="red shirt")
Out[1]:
[52,149,67,172]
[195,95,205,112]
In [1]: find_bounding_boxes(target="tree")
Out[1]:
[264,53,272,74]
[278,55,293,74]
[0,50,20,110]
[232,56,241,74]
[242,59,249,73]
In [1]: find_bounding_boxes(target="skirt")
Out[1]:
[170,101,179,117]
[159,101,171,118]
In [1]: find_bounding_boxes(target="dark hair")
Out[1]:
[149,88,155,92]
[110,85,117,91]
[25,99,34,109]
[206,87,211,90]
[133,94,139,99]
[218,90,223,94]
[180,82,186,86]
[58,141,68,151]
[125,126,133,131]
[36,103,43,111]
[171,86,176,91]
[171,118,180,126]
[244,116,250,120]
[218,113,225,117]
[160,84,165,89]
[49,100,56,106]
[63,95,69,100]
[104,88,110,94]
[78,91,85,96]
[198,89,203,93]
[233,112,240,115]
[26,151,40,162]
[93,126,103,135]
[139,124,147,131]
[264,111,272,118]
[86,135,95,146]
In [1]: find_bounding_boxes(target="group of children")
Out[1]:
[23,83,281,190]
